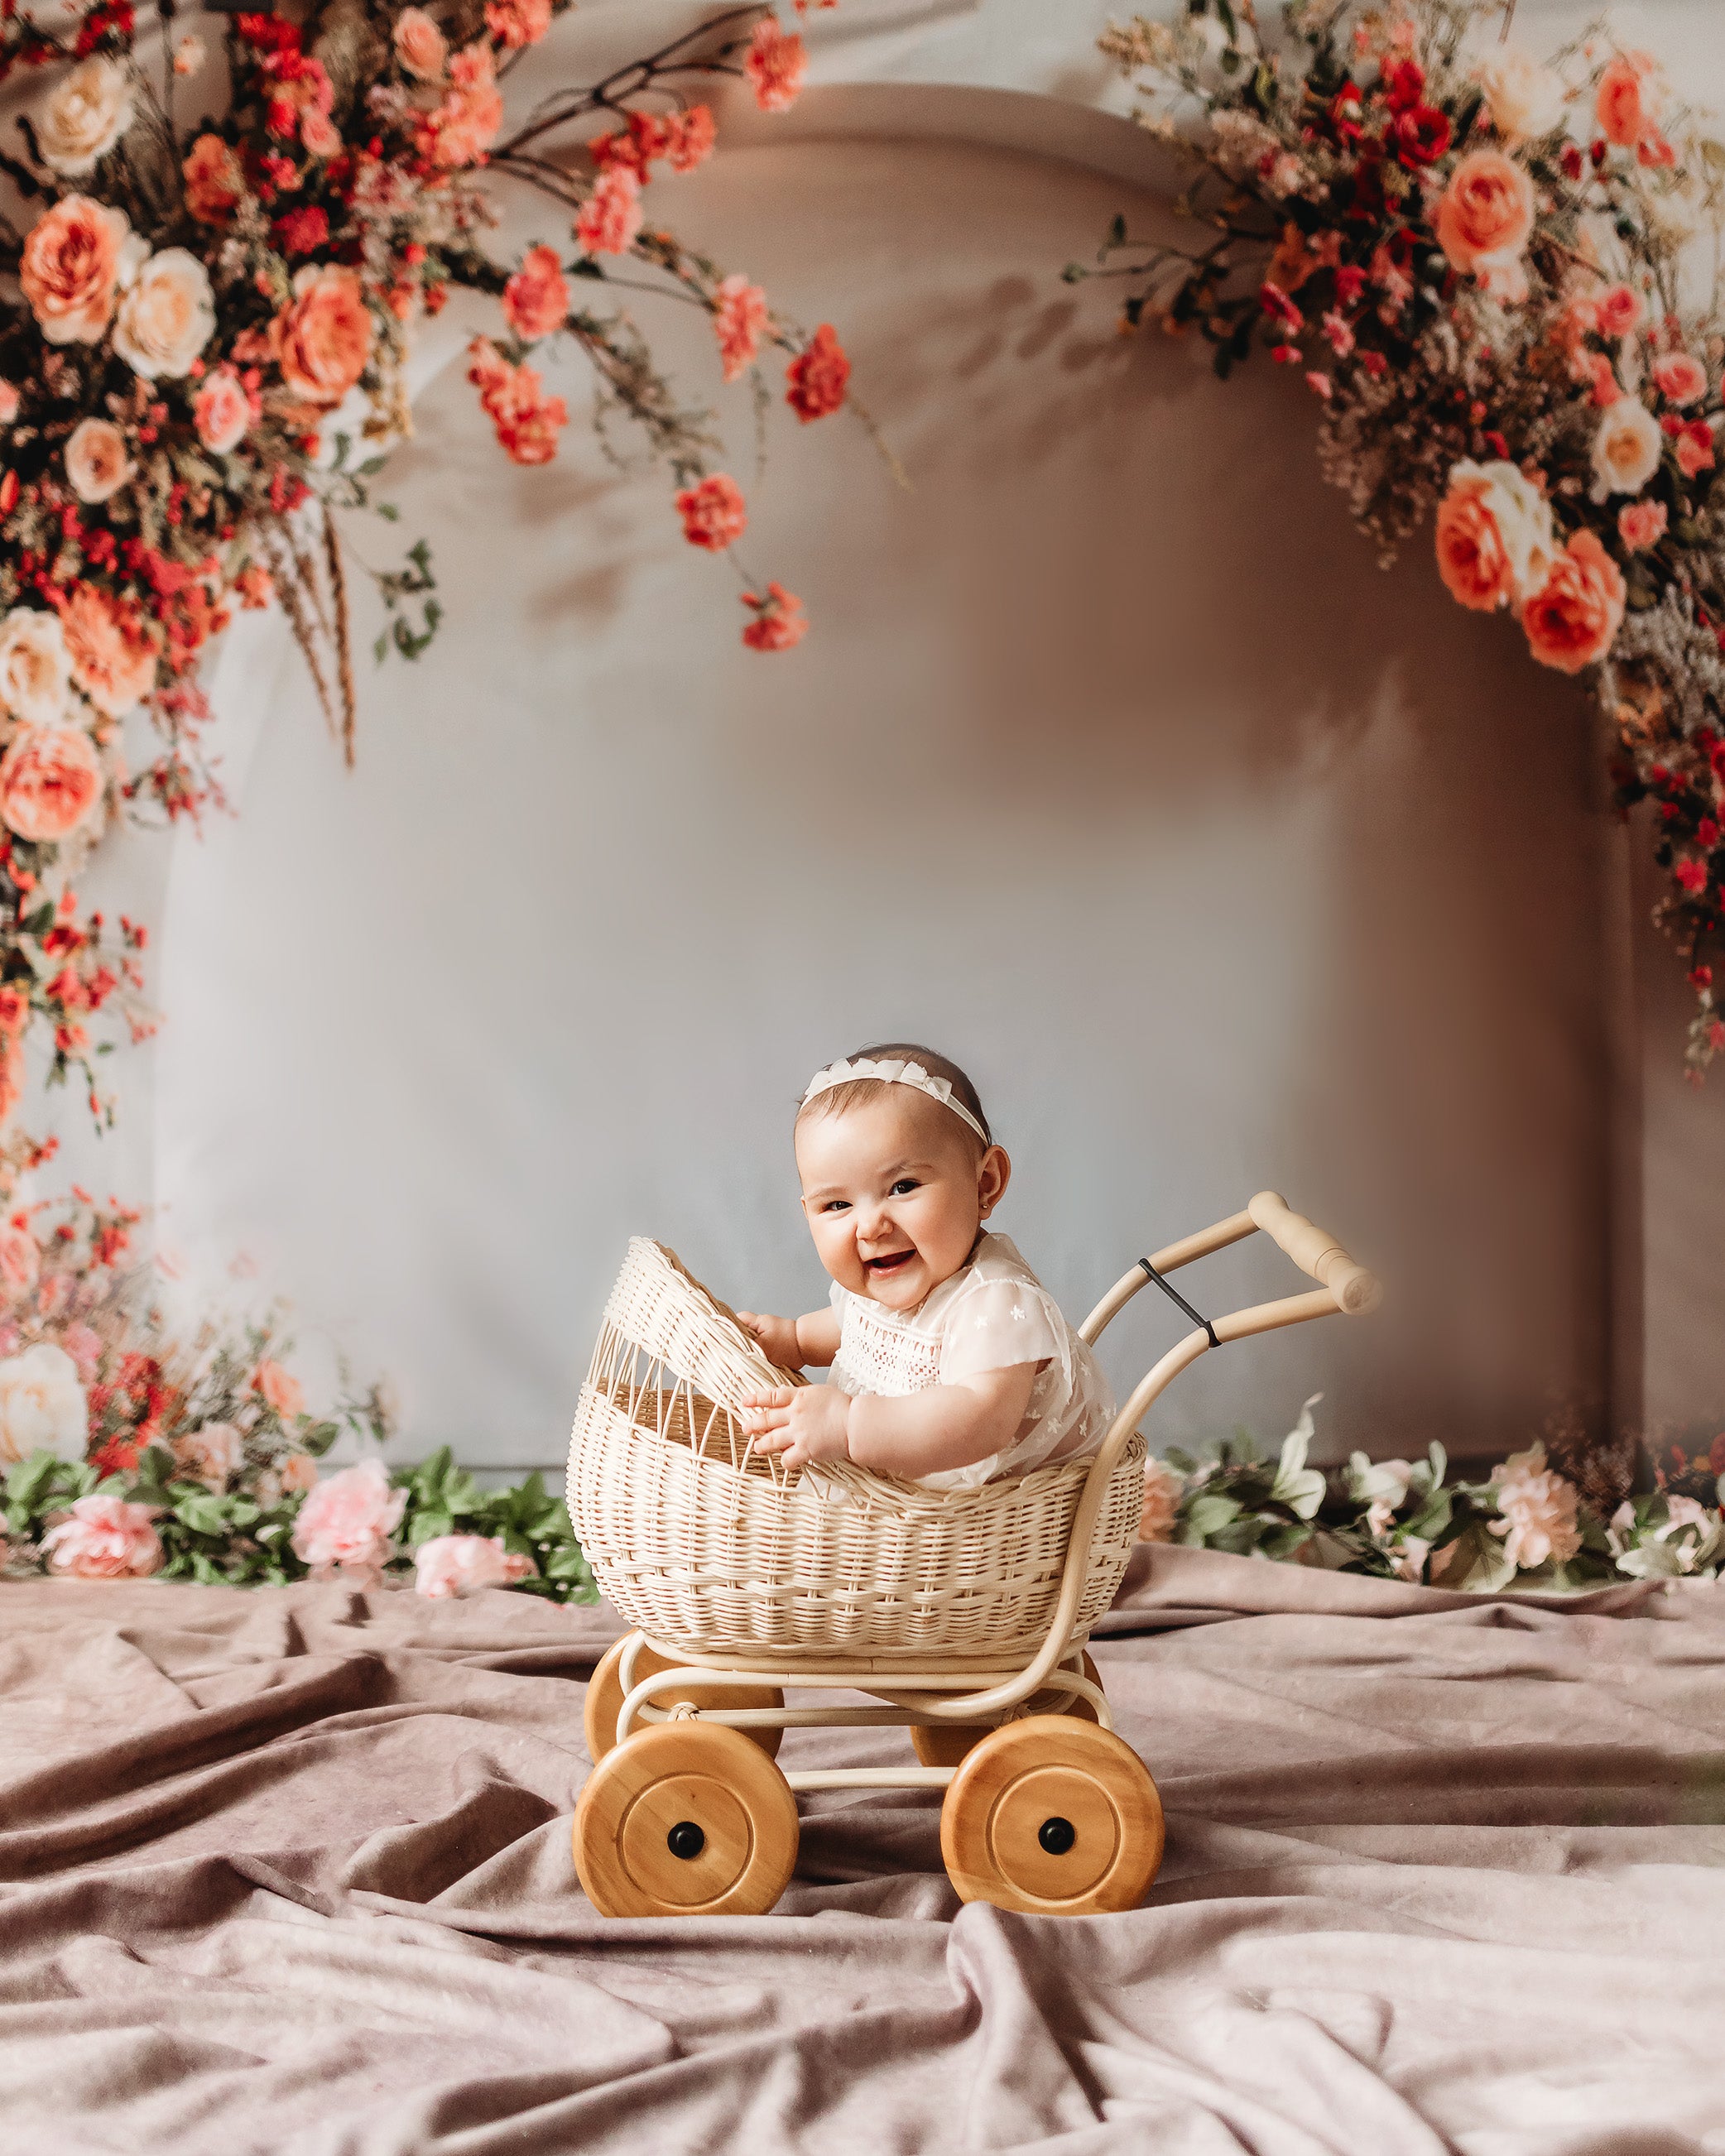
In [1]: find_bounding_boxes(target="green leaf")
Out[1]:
[1181,1491,1242,1541]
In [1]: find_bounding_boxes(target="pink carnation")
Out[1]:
[713,273,768,382]
[290,1457,406,1582]
[502,245,569,341]
[744,17,805,112]
[414,1533,537,1598]
[574,166,642,257]
[741,580,807,653]
[676,473,747,550]
[485,0,550,49]
[41,1493,162,1579]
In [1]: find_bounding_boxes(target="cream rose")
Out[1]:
[64,415,132,504]
[1590,396,1663,499]
[1473,46,1567,143]
[113,247,215,380]
[0,606,70,727]
[36,55,133,176]
[1436,458,1557,608]
[0,1342,88,1466]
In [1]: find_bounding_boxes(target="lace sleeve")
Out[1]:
[939,1277,1063,1385]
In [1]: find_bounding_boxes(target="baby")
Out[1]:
[738,1044,1115,1488]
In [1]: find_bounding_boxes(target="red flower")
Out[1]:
[1391,104,1451,167]
[741,582,807,652]
[668,105,716,173]
[785,324,849,421]
[1709,1433,1725,1477]
[675,473,747,551]
[502,244,569,340]
[89,1435,142,1478]
[745,18,806,113]
[1560,142,1585,181]
[1380,58,1425,113]
[273,204,329,257]
[1260,280,1304,330]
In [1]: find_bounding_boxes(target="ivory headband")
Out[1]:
[800,1058,990,1146]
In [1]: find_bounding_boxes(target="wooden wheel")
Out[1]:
[939,1714,1163,1916]
[574,1721,800,1918]
[910,1653,1104,1769]
[584,1635,784,1763]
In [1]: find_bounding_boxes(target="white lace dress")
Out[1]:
[826,1232,1116,1491]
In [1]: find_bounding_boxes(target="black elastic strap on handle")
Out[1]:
[1137,1259,1219,1350]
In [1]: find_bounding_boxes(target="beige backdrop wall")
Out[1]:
[53,95,1639,1475]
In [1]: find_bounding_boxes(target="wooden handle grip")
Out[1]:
[1247,1192,1381,1316]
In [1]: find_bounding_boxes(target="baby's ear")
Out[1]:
[977,1144,1011,1217]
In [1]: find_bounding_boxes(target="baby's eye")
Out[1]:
[821,1198,850,1214]
[890,1179,920,1196]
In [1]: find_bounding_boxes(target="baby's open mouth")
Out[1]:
[864,1250,915,1275]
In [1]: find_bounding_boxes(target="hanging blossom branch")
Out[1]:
[1076,0,1725,1077]
[0,0,861,1155]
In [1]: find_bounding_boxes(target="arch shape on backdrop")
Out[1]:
[55,79,1646,1475]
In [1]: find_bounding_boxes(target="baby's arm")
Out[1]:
[736,1306,841,1371]
[741,1363,1039,1478]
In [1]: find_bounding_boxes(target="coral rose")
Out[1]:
[1676,420,1716,480]
[1434,149,1535,275]
[413,1533,537,1597]
[1488,1443,1581,1569]
[574,166,642,257]
[65,416,133,504]
[0,1342,89,1465]
[195,365,252,454]
[1434,459,1556,612]
[1589,397,1663,500]
[393,7,448,81]
[36,55,133,176]
[42,1492,161,1578]
[115,247,216,381]
[676,473,747,550]
[21,194,130,345]
[252,1357,305,1418]
[485,0,550,49]
[269,266,374,409]
[1596,52,1660,150]
[1139,1457,1181,1544]
[502,246,569,341]
[184,134,243,226]
[1619,500,1668,552]
[290,1457,406,1582]
[1521,529,1626,675]
[1593,284,1644,340]
[713,273,767,382]
[0,606,71,727]
[745,17,805,112]
[786,324,849,421]
[1654,353,1707,407]
[173,1420,242,1486]
[0,1223,37,1299]
[61,584,161,718]
[0,723,103,842]
[1473,45,1566,142]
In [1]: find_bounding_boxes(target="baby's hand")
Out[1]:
[739,1385,852,1472]
[736,1311,802,1369]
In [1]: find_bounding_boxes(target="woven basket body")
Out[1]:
[566,1240,1146,1660]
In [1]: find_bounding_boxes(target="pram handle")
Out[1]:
[1247,1192,1381,1315]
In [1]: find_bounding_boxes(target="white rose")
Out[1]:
[35,55,132,176]
[1473,46,1568,142]
[113,247,214,381]
[0,606,70,727]
[64,415,132,503]
[0,1342,89,1466]
[1590,396,1663,499]
[1449,458,1558,600]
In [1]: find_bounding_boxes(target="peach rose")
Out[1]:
[1434,459,1556,612]
[43,1492,161,1577]
[0,723,102,841]
[0,1342,88,1465]
[268,265,374,409]
[64,416,132,504]
[61,584,161,718]
[413,1533,537,1597]
[252,1357,305,1418]
[1619,499,1668,552]
[184,134,244,226]
[194,365,252,454]
[1139,1457,1181,1544]
[115,247,215,380]
[20,194,131,345]
[1521,529,1626,675]
[173,1420,242,1486]
[1596,52,1660,150]
[290,1457,406,1582]
[1434,149,1535,274]
[0,606,71,727]
[1488,1443,1581,1569]
[280,1450,319,1495]
[36,55,133,177]
[1589,396,1662,500]
[502,246,569,341]
[393,6,447,81]
[0,1223,38,1299]
[1654,353,1707,407]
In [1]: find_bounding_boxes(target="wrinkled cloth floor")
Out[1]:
[0,1548,1721,2154]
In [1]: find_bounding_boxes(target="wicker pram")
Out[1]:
[565,1193,1378,1923]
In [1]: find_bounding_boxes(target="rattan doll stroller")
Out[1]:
[565,1192,1378,1918]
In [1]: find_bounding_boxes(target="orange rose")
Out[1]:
[61,583,161,718]
[1434,149,1535,274]
[1596,54,1660,149]
[0,722,102,841]
[268,266,374,409]
[184,133,244,225]
[252,1358,305,1418]
[1521,531,1626,675]
[20,194,128,345]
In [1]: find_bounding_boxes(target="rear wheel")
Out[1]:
[574,1721,800,1918]
[939,1714,1163,1915]
[584,1634,784,1763]
[910,1652,1104,1769]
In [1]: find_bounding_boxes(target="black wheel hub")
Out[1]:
[1038,1815,1077,1856]
[666,1820,706,1860]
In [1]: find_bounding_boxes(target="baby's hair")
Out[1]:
[798,1042,992,1150]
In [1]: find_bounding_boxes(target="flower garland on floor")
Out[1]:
[1140,1395,1725,1587]
[0,0,859,1137]
[1081,1,1725,1075]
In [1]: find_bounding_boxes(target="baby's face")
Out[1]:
[795,1092,1008,1311]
